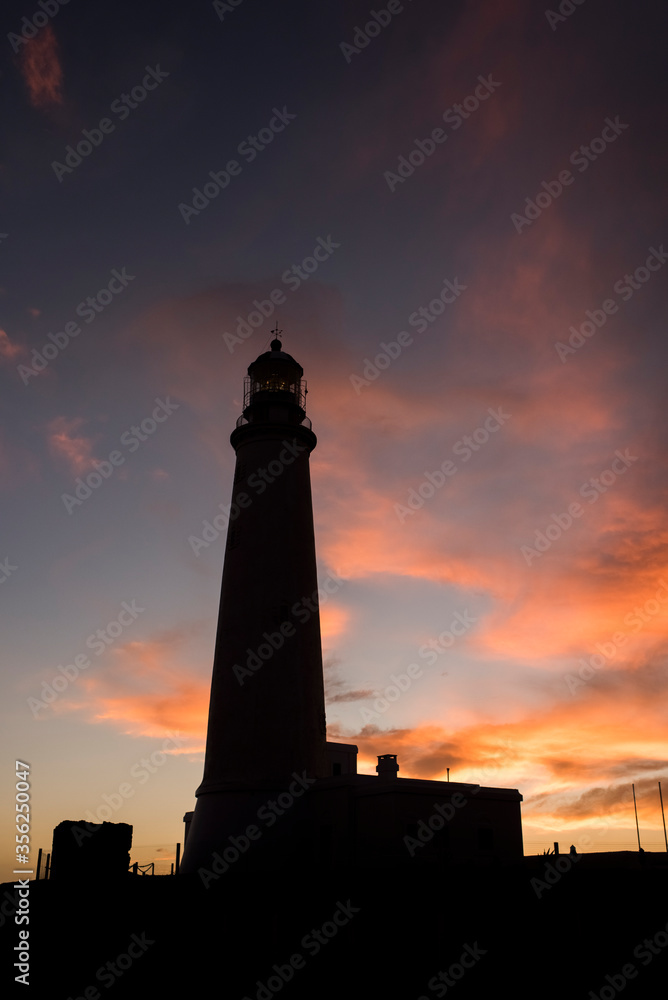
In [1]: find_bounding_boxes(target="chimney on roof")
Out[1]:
[376,754,399,779]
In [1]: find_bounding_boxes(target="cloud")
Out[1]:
[0,329,24,361]
[19,25,63,109]
[320,603,349,644]
[70,626,209,747]
[329,664,668,833]
[324,657,375,705]
[114,268,668,689]
[47,416,96,475]
[546,776,668,824]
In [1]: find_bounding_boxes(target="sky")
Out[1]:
[1,0,667,882]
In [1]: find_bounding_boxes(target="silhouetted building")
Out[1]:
[180,337,523,876]
[50,820,132,880]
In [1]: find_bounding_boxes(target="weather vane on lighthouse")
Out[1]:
[270,322,283,349]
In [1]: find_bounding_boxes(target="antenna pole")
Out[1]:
[659,781,668,852]
[632,783,642,851]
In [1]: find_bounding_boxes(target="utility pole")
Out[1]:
[632,783,642,851]
[659,781,667,852]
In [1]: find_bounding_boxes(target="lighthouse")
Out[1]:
[180,334,524,877]
[180,334,330,873]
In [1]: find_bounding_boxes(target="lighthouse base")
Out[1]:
[180,771,524,877]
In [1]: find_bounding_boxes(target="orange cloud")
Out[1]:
[63,627,210,751]
[117,270,668,684]
[0,329,24,361]
[19,25,63,109]
[320,603,349,644]
[47,416,96,475]
[330,671,667,837]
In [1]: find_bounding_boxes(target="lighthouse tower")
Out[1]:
[180,334,329,873]
[180,334,524,878]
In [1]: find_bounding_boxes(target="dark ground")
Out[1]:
[2,854,667,999]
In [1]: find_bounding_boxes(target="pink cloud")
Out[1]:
[19,25,63,109]
[0,329,24,361]
[47,416,96,475]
